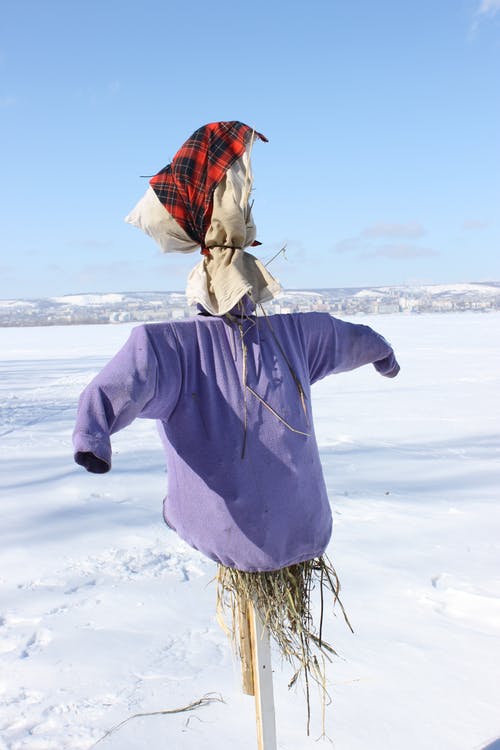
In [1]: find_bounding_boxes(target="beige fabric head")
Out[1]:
[124,144,258,255]
[186,139,281,315]
[126,131,281,315]
[124,186,198,254]
[204,146,257,249]
[187,249,281,316]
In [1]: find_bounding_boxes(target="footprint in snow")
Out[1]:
[20,629,52,659]
[0,614,44,656]
[64,579,97,595]
[428,574,500,633]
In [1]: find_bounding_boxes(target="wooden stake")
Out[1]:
[238,597,255,696]
[247,602,277,750]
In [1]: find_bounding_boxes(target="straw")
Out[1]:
[216,555,353,734]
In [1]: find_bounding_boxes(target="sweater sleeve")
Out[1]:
[300,313,400,384]
[72,324,181,473]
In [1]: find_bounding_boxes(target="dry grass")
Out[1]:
[216,555,353,734]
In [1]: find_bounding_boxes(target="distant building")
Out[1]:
[377,301,400,314]
[170,307,186,319]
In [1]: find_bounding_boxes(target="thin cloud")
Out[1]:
[462,219,488,230]
[471,0,500,33]
[0,95,17,109]
[333,221,429,258]
[478,0,500,15]
[362,222,425,239]
[332,237,366,254]
[108,80,121,95]
[367,244,438,259]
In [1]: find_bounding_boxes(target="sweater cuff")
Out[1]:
[374,353,400,378]
[73,432,111,473]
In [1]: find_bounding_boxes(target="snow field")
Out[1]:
[0,312,499,749]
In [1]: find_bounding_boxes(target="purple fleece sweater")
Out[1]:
[73,312,399,571]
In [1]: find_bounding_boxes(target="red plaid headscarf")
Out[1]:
[149,121,267,251]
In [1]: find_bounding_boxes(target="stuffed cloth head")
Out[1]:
[125,120,281,315]
[186,248,281,316]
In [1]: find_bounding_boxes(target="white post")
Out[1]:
[247,602,277,750]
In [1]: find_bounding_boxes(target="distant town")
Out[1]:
[1,282,499,327]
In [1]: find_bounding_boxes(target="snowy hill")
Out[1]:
[1,282,499,326]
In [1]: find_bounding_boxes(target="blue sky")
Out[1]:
[1,0,499,298]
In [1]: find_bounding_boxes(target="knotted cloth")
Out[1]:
[125,121,281,315]
[150,120,267,248]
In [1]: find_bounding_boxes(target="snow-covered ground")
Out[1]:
[0,312,499,750]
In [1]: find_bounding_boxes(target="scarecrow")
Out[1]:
[73,121,400,740]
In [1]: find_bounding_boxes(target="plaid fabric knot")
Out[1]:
[149,121,267,250]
